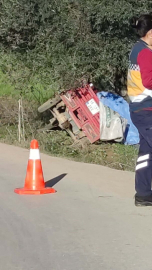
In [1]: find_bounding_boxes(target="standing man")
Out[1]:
[128,14,152,206]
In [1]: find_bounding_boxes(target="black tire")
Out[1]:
[37,122,59,132]
[38,95,61,113]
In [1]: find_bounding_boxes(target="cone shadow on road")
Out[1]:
[45,174,67,188]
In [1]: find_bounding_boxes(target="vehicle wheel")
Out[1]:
[38,95,61,113]
[37,122,59,132]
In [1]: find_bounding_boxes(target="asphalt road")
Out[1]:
[0,142,152,270]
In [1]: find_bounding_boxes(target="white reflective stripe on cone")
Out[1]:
[136,161,148,171]
[137,154,149,163]
[29,149,40,160]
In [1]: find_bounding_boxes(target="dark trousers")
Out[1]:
[130,109,152,196]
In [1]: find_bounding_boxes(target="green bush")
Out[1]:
[0,0,151,97]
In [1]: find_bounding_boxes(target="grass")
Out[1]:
[0,122,138,172]
[0,70,16,97]
[0,51,60,104]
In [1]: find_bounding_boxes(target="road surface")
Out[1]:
[0,143,152,270]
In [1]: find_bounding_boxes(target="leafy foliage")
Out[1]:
[0,0,151,96]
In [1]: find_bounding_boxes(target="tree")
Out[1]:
[0,0,151,94]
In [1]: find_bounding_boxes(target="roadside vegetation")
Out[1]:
[1,0,148,171]
[0,74,138,172]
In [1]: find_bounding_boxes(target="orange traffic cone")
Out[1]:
[14,140,56,195]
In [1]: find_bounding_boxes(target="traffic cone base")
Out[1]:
[14,187,56,195]
[14,139,57,195]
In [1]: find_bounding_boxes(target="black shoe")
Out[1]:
[135,194,152,206]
